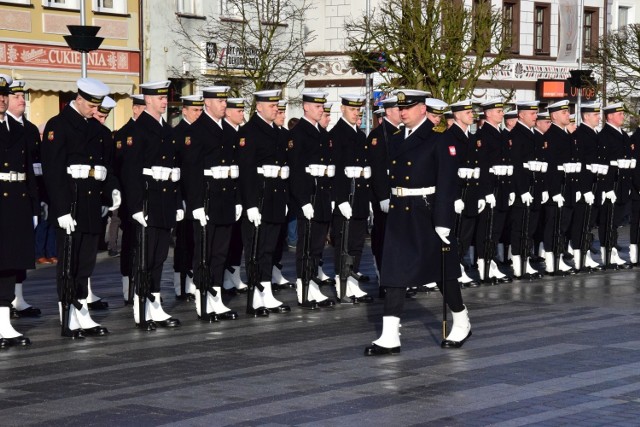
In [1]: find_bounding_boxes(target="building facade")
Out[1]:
[0,0,140,131]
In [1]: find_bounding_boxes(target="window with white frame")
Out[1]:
[220,0,241,18]
[4,0,31,5]
[93,0,127,14]
[619,6,630,30]
[177,0,203,16]
[42,0,80,9]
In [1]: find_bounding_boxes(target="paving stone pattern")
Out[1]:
[2,233,640,426]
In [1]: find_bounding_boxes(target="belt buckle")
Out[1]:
[88,168,95,178]
[396,187,404,197]
[9,171,17,182]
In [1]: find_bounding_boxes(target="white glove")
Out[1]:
[235,204,242,221]
[132,211,148,227]
[331,201,335,211]
[247,207,261,227]
[603,190,617,204]
[485,194,496,209]
[33,216,38,229]
[41,201,48,220]
[192,207,208,227]
[478,199,486,214]
[552,194,565,208]
[301,203,314,220]
[380,199,390,213]
[575,191,581,203]
[109,189,121,211]
[435,226,451,244]
[101,206,109,217]
[521,192,533,206]
[508,192,515,206]
[176,209,184,222]
[583,191,595,205]
[541,191,549,204]
[33,162,42,176]
[338,201,352,219]
[454,199,464,214]
[57,213,76,234]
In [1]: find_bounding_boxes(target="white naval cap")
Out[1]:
[425,98,448,114]
[380,96,398,108]
[536,110,550,121]
[340,94,366,107]
[77,77,109,103]
[301,90,328,104]
[277,100,288,111]
[180,94,204,106]
[202,86,230,98]
[373,107,385,116]
[515,100,540,111]
[323,102,333,113]
[449,98,474,112]
[139,80,171,96]
[131,94,145,106]
[480,97,505,110]
[226,97,246,109]
[9,80,26,94]
[97,95,116,114]
[253,89,282,102]
[0,74,13,95]
[547,99,571,113]
[394,89,430,107]
[581,101,601,113]
[602,102,625,114]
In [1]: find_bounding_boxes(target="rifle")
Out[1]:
[60,182,82,337]
[246,182,266,316]
[604,168,620,268]
[482,184,498,284]
[579,177,598,270]
[519,182,534,278]
[300,182,319,309]
[197,181,216,321]
[338,177,359,304]
[552,174,567,273]
[134,182,154,330]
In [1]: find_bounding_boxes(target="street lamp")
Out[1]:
[62,1,104,78]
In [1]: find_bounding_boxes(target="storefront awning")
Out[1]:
[15,74,134,95]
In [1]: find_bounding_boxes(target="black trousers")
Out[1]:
[295,218,329,277]
[457,213,478,259]
[510,206,540,256]
[0,271,18,307]
[598,201,628,248]
[543,205,573,252]
[272,221,287,267]
[192,223,232,288]
[241,219,281,282]
[570,202,598,249]
[370,209,387,272]
[475,209,507,259]
[383,281,464,317]
[55,230,98,301]
[331,216,367,275]
[134,226,170,293]
[226,220,244,267]
[120,220,134,277]
[173,219,194,273]
[629,200,640,244]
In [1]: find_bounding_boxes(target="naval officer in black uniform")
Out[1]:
[365,90,471,356]
[120,80,182,328]
[0,74,35,346]
[237,90,291,315]
[42,78,120,338]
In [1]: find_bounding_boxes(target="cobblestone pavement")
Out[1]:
[2,230,640,426]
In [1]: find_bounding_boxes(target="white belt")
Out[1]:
[143,167,181,182]
[66,164,107,181]
[611,159,636,169]
[0,172,26,182]
[345,166,371,179]
[458,167,480,179]
[391,186,436,197]
[257,165,289,179]
[489,165,513,176]
[523,161,548,173]
[305,164,336,178]
[204,165,239,179]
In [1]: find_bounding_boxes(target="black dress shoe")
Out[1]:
[217,311,239,320]
[0,335,31,348]
[338,296,359,304]
[356,295,374,303]
[618,263,633,270]
[61,328,85,339]
[320,278,336,286]
[175,293,191,301]
[550,268,578,276]
[88,300,109,310]
[198,313,219,323]
[297,301,318,310]
[268,304,291,313]
[441,330,472,348]
[136,320,157,331]
[582,265,604,273]
[357,274,370,282]
[0,338,9,348]
[82,326,109,336]
[247,306,270,317]
[316,298,335,307]
[364,343,401,356]
[222,287,238,296]
[461,280,481,288]
[156,318,181,327]
[272,282,294,291]
[14,306,42,317]
[405,289,417,298]
[378,288,386,298]
[515,272,542,280]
